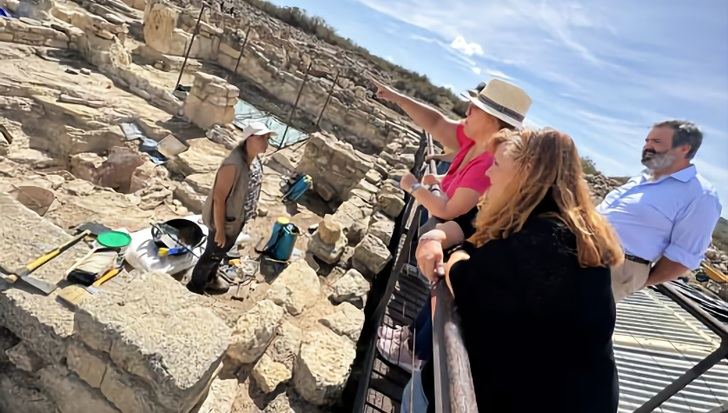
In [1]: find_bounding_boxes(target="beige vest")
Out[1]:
[202,147,250,236]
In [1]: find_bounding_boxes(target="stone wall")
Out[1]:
[139,0,421,154]
[0,194,231,413]
[0,15,71,48]
[183,72,239,129]
[296,131,374,204]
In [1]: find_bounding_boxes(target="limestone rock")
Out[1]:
[228,299,284,364]
[266,260,321,316]
[296,132,373,203]
[74,272,231,412]
[38,365,120,413]
[0,367,57,413]
[293,328,356,406]
[267,321,302,369]
[377,181,405,218]
[252,353,291,393]
[307,215,347,265]
[184,73,239,129]
[196,377,238,413]
[67,341,108,389]
[331,196,373,245]
[264,392,294,413]
[320,302,364,342]
[168,138,228,175]
[352,234,392,277]
[5,342,44,372]
[368,216,394,245]
[330,269,369,308]
[0,194,88,363]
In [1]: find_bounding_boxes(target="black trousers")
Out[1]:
[187,228,239,292]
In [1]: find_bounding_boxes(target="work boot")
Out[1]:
[205,276,230,294]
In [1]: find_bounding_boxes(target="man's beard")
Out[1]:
[641,149,675,171]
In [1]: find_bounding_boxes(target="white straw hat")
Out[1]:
[460,79,532,128]
[240,121,277,140]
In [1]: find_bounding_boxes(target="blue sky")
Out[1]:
[270,0,727,216]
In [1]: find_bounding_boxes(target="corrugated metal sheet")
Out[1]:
[615,288,728,412]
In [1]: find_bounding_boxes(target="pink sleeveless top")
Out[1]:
[440,124,493,198]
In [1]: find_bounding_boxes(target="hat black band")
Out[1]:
[476,94,524,123]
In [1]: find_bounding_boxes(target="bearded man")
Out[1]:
[597,120,722,301]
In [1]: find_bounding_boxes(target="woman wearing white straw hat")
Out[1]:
[374,79,532,371]
[374,78,532,221]
[187,122,275,294]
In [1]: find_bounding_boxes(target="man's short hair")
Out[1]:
[653,120,703,159]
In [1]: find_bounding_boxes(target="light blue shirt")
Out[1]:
[597,165,722,269]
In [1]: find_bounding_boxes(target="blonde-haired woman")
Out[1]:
[404,129,623,413]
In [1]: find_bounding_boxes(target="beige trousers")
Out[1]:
[611,260,651,303]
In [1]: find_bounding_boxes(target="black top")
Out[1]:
[423,198,618,413]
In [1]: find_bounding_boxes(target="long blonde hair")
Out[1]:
[469,128,623,268]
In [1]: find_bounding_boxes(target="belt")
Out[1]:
[625,254,650,265]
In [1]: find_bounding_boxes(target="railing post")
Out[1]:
[280,61,312,150]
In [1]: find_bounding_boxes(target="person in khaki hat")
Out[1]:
[187,122,275,294]
[374,78,531,220]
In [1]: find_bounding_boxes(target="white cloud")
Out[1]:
[385,55,395,63]
[471,66,482,75]
[450,35,484,56]
[485,69,513,81]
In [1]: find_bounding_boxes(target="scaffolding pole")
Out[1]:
[316,70,339,127]
[229,24,252,82]
[174,3,207,92]
[279,61,312,150]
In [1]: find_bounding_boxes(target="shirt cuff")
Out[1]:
[663,243,703,270]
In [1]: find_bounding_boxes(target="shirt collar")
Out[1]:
[639,164,696,184]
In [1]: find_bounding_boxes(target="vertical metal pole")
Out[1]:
[174,4,207,92]
[316,70,339,127]
[279,61,312,150]
[229,24,251,81]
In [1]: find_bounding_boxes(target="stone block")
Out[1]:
[67,341,108,388]
[167,138,227,176]
[368,217,394,245]
[38,365,120,413]
[320,302,364,342]
[266,260,321,316]
[227,299,284,365]
[307,215,347,265]
[352,234,392,278]
[0,32,15,42]
[329,269,369,307]
[196,377,238,413]
[74,272,231,412]
[293,328,356,406]
[252,353,291,393]
[99,363,160,413]
[173,181,206,213]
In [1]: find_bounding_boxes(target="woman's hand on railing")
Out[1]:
[399,173,419,193]
[421,173,441,187]
[416,230,446,282]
